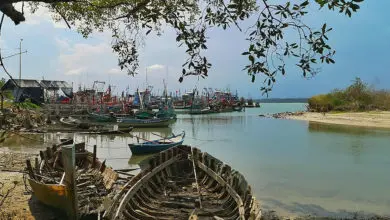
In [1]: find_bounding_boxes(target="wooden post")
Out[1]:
[92,145,97,168]
[62,145,79,220]
[26,159,36,180]
[34,157,39,172]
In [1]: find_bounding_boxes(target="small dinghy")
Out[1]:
[129,131,185,155]
[104,145,261,220]
[60,116,90,129]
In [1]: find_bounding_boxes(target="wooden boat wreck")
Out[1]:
[25,139,127,218]
[129,131,185,155]
[104,145,261,219]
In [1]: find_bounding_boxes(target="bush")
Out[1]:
[14,99,40,109]
[308,77,390,112]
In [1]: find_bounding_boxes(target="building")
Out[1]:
[1,79,72,104]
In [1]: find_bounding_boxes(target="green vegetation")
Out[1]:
[13,99,40,109]
[0,78,13,100]
[308,78,390,112]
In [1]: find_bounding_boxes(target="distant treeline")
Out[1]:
[308,77,390,112]
[258,98,308,103]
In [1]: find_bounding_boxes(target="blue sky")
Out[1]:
[0,1,389,98]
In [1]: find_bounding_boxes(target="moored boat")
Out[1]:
[129,131,185,155]
[103,145,261,219]
[88,112,117,123]
[117,117,173,128]
[233,105,244,112]
[60,116,90,129]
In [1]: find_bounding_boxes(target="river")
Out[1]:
[2,103,390,217]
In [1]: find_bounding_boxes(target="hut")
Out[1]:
[1,79,44,104]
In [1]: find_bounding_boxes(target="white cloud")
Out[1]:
[65,68,85,76]
[55,38,70,51]
[108,68,124,75]
[147,64,165,71]
[57,42,113,76]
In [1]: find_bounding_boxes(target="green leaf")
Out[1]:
[249,55,255,64]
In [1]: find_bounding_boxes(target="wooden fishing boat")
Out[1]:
[60,116,90,129]
[59,116,81,127]
[188,106,214,115]
[25,140,126,218]
[117,117,172,128]
[77,126,133,135]
[103,145,261,219]
[89,112,117,123]
[46,125,133,134]
[233,105,244,112]
[135,110,155,119]
[129,131,185,155]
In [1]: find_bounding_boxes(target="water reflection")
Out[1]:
[308,122,390,136]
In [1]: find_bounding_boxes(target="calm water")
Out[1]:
[2,103,390,217]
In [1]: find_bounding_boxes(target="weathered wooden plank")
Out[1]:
[196,160,246,220]
[62,145,79,220]
[114,156,179,219]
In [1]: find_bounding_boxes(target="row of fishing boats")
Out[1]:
[25,138,261,219]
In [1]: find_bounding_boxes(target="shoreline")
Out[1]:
[278,111,390,129]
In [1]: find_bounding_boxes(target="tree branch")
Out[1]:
[0,4,25,25]
[114,0,151,20]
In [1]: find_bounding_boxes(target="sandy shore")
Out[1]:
[286,111,390,129]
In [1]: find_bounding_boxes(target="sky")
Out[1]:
[0,1,389,99]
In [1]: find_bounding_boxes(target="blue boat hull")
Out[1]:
[129,132,185,155]
[129,141,184,155]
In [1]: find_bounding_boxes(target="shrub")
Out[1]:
[308,77,390,112]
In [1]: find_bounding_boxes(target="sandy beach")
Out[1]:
[286,111,390,129]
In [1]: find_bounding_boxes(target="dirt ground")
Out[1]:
[0,152,64,220]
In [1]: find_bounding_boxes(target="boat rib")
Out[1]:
[104,145,261,220]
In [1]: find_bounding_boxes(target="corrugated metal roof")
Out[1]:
[1,79,72,90]
[1,79,41,90]
[40,80,72,89]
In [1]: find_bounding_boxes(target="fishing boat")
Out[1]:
[134,110,155,119]
[88,112,117,123]
[77,126,133,135]
[233,105,244,112]
[117,117,173,128]
[103,145,261,219]
[59,116,81,127]
[188,106,214,115]
[25,140,127,218]
[129,131,185,155]
[60,116,91,129]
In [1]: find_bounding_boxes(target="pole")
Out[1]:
[62,145,79,220]
[19,39,23,80]
[145,67,148,88]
